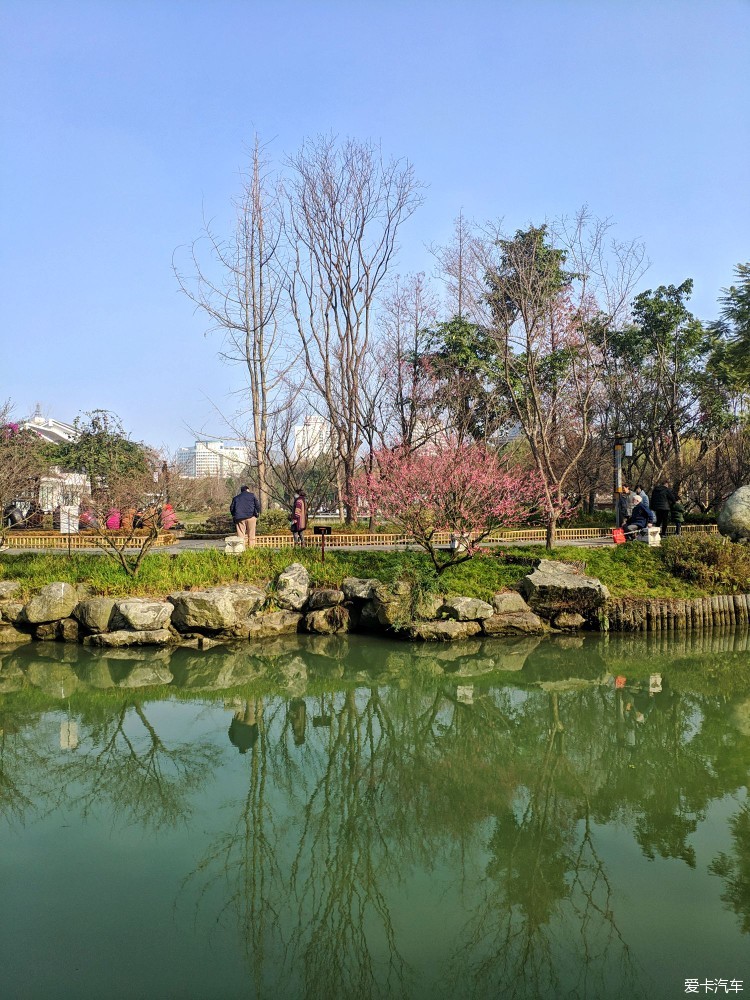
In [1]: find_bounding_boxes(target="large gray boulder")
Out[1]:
[0,624,32,645]
[168,585,265,631]
[520,560,609,627]
[718,485,750,542]
[482,592,546,635]
[373,581,412,629]
[407,620,482,642]
[115,598,173,631]
[306,588,345,610]
[441,596,494,621]
[342,577,380,600]
[305,606,351,634]
[275,564,310,611]
[85,628,174,647]
[246,610,303,640]
[25,582,78,624]
[0,601,24,625]
[34,618,80,642]
[75,597,117,633]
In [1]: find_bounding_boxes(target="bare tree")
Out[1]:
[263,382,339,517]
[430,209,487,321]
[81,464,168,577]
[174,136,286,512]
[374,273,439,450]
[285,136,423,522]
[0,401,51,543]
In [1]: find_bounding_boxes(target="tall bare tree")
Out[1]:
[174,136,285,512]
[375,273,439,450]
[285,136,423,521]
[430,210,487,321]
[263,382,339,517]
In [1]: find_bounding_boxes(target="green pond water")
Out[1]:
[1,632,749,1000]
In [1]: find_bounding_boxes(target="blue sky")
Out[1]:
[2,0,748,452]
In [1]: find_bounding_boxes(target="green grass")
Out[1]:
[548,544,712,598]
[0,539,740,601]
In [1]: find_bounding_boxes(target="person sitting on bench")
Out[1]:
[623,495,655,542]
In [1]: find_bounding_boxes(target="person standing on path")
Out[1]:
[230,485,260,546]
[671,494,686,536]
[291,490,308,546]
[650,482,675,537]
[617,484,638,525]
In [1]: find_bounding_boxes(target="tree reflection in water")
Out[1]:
[4,634,750,999]
[0,707,52,827]
[48,700,222,830]
[445,691,641,1000]
[181,697,290,999]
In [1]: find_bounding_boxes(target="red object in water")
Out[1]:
[615,675,626,689]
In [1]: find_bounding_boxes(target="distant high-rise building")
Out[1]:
[294,417,329,461]
[176,440,250,478]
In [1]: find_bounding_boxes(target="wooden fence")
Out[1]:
[1,532,176,551]
[1,523,717,551]
[250,523,718,549]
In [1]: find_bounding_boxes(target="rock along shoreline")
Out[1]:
[0,560,748,650]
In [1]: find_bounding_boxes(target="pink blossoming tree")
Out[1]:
[356,441,545,574]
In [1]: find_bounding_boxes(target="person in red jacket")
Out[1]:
[160,503,176,529]
[291,490,308,546]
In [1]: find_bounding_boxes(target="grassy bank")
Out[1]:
[1,535,746,601]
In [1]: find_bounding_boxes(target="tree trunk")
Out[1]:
[545,513,557,551]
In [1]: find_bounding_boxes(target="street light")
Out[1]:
[613,437,633,527]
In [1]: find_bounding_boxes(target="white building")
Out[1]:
[16,407,89,511]
[176,440,250,478]
[294,417,330,461]
[20,405,76,445]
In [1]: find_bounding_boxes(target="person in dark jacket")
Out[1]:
[230,485,260,545]
[650,483,676,536]
[623,495,654,541]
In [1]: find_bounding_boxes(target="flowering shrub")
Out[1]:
[354,441,546,573]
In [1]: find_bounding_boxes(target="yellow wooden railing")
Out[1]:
[1,523,717,551]
[2,532,176,550]
[250,523,718,548]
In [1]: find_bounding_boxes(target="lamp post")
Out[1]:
[614,437,624,526]
[613,437,633,527]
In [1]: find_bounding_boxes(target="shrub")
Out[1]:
[660,535,750,592]
[257,509,293,535]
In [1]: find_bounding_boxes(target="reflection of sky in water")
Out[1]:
[0,633,749,999]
